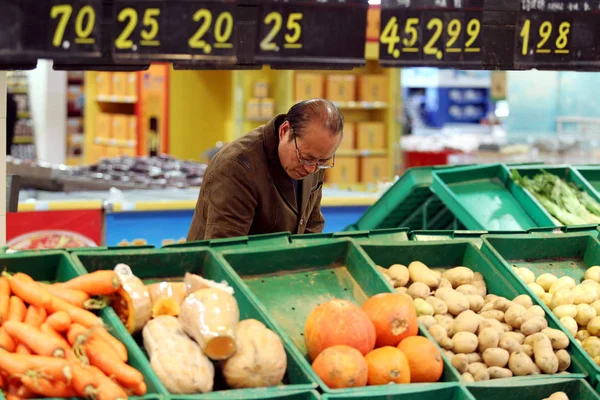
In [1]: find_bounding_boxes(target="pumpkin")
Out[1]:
[304,299,376,361]
[361,293,418,347]
[184,273,234,295]
[311,345,368,389]
[111,264,152,334]
[142,316,214,394]
[397,336,443,382]
[147,282,187,305]
[364,346,411,385]
[179,288,240,360]
[221,319,287,388]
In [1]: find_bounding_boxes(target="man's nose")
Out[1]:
[304,164,317,173]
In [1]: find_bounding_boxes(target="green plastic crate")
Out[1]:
[322,383,474,400]
[432,164,556,231]
[575,166,600,195]
[290,228,410,245]
[162,232,291,252]
[409,230,488,248]
[217,239,462,394]
[481,232,600,386]
[0,250,163,400]
[71,247,317,399]
[170,388,322,400]
[466,377,600,400]
[357,240,586,381]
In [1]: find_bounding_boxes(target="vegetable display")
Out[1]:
[380,261,574,381]
[513,170,600,225]
[0,270,146,399]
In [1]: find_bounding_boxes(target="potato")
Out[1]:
[443,349,455,359]
[549,276,577,294]
[559,316,578,337]
[576,329,590,341]
[499,336,522,354]
[503,331,525,344]
[478,318,504,336]
[576,304,597,327]
[395,287,408,295]
[508,351,536,376]
[453,310,482,334]
[556,349,571,372]
[551,290,575,310]
[472,272,484,282]
[453,332,479,354]
[592,300,600,316]
[595,355,600,367]
[451,353,468,373]
[479,302,496,313]
[573,284,599,305]
[554,304,577,319]
[438,278,452,289]
[478,328,500,353]
[408,282,431,300]
[504,304,527,329]
[483,348,509,368]
[528,283,545,298]
[521,344,534,357]
[484,294,499,304]
[472,279,487,297]
[435,314,455,336]
[587,316,600,336]
[435,288,469,316]
[487,366,513,379]
[473,369,490,381]
[408,261,440,288]
[533,333,559,374]
[541,293,554,308]
[541,328,569,350]
[545,392,569,400]
[582,279,599,287]
[515,267,535,284]
[531,363,541,375]
[493,297,514,313]
[501,323,513,332]
[414,298,434,316]
[429,324,453,350]
[536,273,558,292]
[467,294,485,313]
[388,264,409,287]
[443,267,474,288]
[417,315,437,330]
[521,317,548,336]
[585,266,600,283]
[512,294,534,309]
[461,372,475,383]
[523,305,545,320]
[466,352,482,363]
[467,362,487,376]
[480,310,504,322]
[456,284,478,295]
[426,296,448,316]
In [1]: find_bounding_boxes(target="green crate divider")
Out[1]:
[289,232,337,245]
[0,250,163,400]
[322,383,474,400]
[575,166,600,195]
[218,239,471,394]
[289,229,410,246]
[567,225,600,236]
[170,389,322,400]
[466,377,600,400]
[71,247,317,399]
[357,240,586,382]
[409,230,488,248]
[432,164,557,231]
[162,232,291,252]
[481,232,600,386]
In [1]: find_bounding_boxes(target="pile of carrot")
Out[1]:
[0,270,146,400]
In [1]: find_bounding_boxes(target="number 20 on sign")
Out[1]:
[380,15,481,60]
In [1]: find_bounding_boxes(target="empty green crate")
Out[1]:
[0,250,163,400]
[357,240,586,381]
[217,239,461,394]
[466,377,599,400]
[322,383,474,400]
[162,232,291,252]
[71,247,317,399]
[481,232,600,386]
[170,388,322,400]
[575,166,600,196]
[290,228,410,245]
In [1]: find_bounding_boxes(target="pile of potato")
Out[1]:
[545,393,569,400]
[514,265,600,366]
[379,262,572,381]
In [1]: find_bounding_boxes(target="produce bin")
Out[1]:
[172,388,323,400]
[162,232,291,252]
[289,228,410,245]
[481,232,600,386]
[431,164,556,231]
[322,382,474,400]
[575,166,600,196]
[71,247,317,399]
[0,250,164,399]
[466,377,599,400]
[357,240,586,381]
[409,230,489,248]
[217,239,461,394]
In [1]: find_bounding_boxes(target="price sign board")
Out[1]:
[254,0,369,68]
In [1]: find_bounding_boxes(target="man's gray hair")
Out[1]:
[284,99,344,141]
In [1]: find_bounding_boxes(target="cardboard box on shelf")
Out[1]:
[253,80,270,98]
[127,115,138,142]
[96,113,112,139]
[106,146,120,159]
[260,98,275,119]
[361,156,389,184]
[246,98,262,120]
[326,75,356,102]
[295,73,324,101]
[126,72,138,98]
[358,75,389,103]
[112,72,127,98]
[357,122,386,150]
[124,148,137,157]
[491,71,507,100]
[96,72,111,98]
[326,156,359,184]
[112,114,128,140]
[339,122,356,150]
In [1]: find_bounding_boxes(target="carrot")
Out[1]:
[66,323,88,346]
[39,324,78,362]
[0,353,72,383]
[21,374,76,397]
[15,344,30,355]
[0,277,11,324]
[5,273,52,309]
[71,362,99,398]
[7,297,26,323]
[3,322,70,358]
[85,336,143,388]
[48,297,103,328]
[39,283,90,308]
[89,365,128,400]
[45,311,71,332]
[23,306,46,328]
[0,327,16,352]
[132,380,147,396]
[91,326,128,362]
[54,271,121,296]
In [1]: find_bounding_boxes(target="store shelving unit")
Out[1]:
[7,71,35,160]
[66,71,85,166]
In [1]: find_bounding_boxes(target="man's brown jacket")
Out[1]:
[186,115,326,241]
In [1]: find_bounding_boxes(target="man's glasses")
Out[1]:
[293,133,336,170]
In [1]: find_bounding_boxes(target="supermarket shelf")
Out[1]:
[13,136,33,145]
[337,149,387,157]
[96,95,138,104]
[17,200,103,212]
[17,111,30,119]
[94,137,136,148]
[332,101,388,110]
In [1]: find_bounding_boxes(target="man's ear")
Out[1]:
[279,121,290,141]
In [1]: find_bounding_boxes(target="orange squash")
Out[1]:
[304,299,376,361]
[312,345,368,389]
[361,293,418,347]
[364,346,410,385]
[398,336,443,382]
